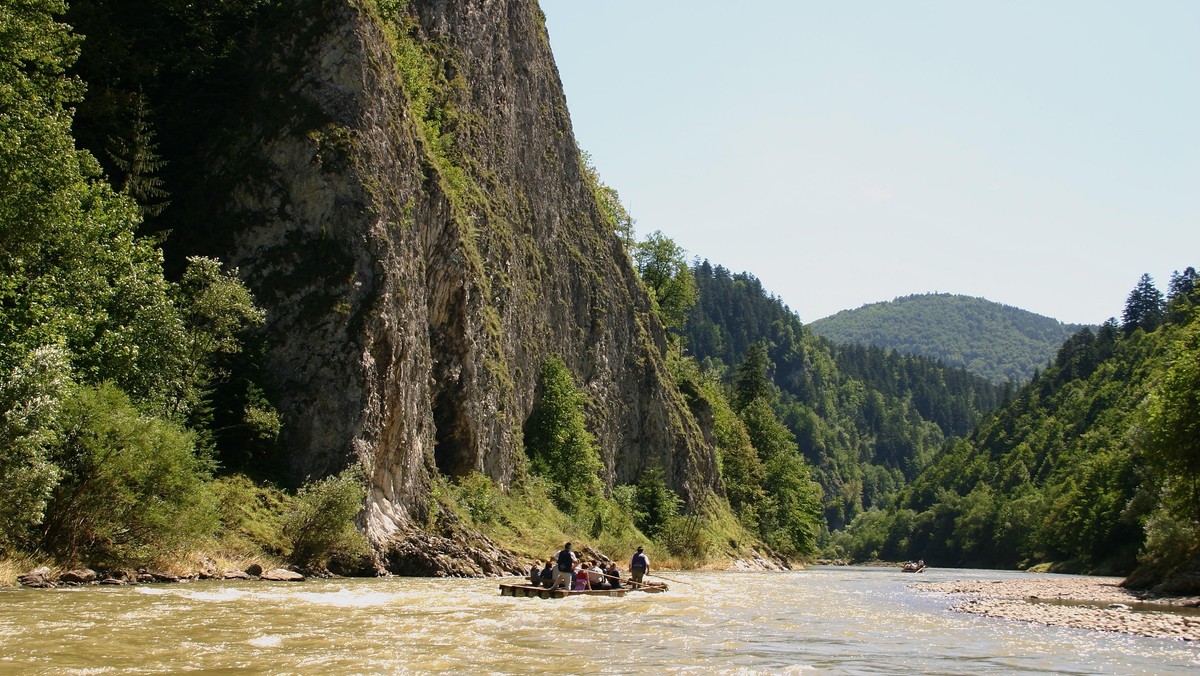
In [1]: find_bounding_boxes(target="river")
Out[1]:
[1,566,1197,674]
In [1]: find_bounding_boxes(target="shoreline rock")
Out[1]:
[914,576,1200,642]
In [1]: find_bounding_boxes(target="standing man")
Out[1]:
[630,546,649,587]
[552,542,577,591]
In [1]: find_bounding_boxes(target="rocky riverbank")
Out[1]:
[14,564,310,589]
[915,576,1200,641]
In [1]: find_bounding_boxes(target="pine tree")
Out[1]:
[733,343,772,410]
[1122,273,1165,334]
[106,92,171,217]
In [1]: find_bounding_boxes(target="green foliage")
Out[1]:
[105,91,170,217]
[581,150,635,248]
[834,269,1199,579]
[40,383,217,566]
[686,262,1000,532]
[633,231,698,335]
[211,474,289,556]
[733,343,772,410]
[282,464,370,569]
[808,292,1087,383]
[1142,311,1200,518]
[523,357,604,508]
[632,466,682,539]
[169,256,267,420]
[449,472,503,526]
[0,347,70,553]
[739,398,823,556]
[0,0,85,265]
[0,1,271,569]
[1122,273,1165,335]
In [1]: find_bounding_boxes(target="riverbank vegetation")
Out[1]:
[829,270,1200,586]
[0,1,367,582]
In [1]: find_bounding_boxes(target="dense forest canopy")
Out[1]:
[684,261,1003,531]
[831,270,1200,587]
[808,293,1088,383]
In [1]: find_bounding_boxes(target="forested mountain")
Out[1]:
[685,261,1003,530]
[809,293,1088,383]
[832,270,1200,587]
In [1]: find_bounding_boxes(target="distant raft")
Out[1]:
[901,562,927,573]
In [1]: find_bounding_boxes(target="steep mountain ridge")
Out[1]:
[809,293,1088,383]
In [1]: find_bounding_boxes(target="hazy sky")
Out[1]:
[539,1,1199,325]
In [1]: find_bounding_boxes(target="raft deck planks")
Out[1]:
[499,583,627,598]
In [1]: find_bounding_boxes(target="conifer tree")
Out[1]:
[1122,273,1165,334]
[106,92,171,217]
[733,343,772,410]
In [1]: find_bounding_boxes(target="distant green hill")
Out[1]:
[808,294,1089,383]
[684,263,1003,530]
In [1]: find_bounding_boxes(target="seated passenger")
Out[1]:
[605,562,622,588]
[539,559,555,587]
[586,561,606,589]
[573,566,590,591]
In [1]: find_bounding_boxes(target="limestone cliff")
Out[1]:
[197,0,718,557]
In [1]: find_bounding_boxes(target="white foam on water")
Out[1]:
[246,634,283,648]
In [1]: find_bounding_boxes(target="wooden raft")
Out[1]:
[499,583,627,598]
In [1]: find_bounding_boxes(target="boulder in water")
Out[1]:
[60,568,98,584]
[260,568,305,582]
[18,567,55,588]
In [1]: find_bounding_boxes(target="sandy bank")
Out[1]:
[914,576,1200,641]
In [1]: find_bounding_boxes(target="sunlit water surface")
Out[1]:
[1,566,1197,674]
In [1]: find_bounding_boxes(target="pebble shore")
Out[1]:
[914,576,1200,641]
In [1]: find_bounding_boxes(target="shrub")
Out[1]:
[40,383,218,566]
[523,357,604,509]
[0,346,70,553]
[450,472,501,526]
[632,466,681,539]
[282,464,370,568]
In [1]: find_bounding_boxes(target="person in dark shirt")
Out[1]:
[539,559,555,587]
[630,546,649,587]
[552,542,576,591]
[604,561,622,589]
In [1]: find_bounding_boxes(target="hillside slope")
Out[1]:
[831,276,1200,588]
[685,262,1002,530]
[809,293,1088,383]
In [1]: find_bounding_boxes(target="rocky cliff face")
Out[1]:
[203,0,718,557]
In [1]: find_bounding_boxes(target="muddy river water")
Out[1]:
[1,566,1197,674]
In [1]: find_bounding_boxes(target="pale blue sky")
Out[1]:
[540,1,1199,325]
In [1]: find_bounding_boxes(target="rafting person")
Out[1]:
[604,560,622,589]
[551,542,577,590]
[585,560,606,589]
[572,562,591,591]
[539,559,555,587]
[630,546,649,587]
